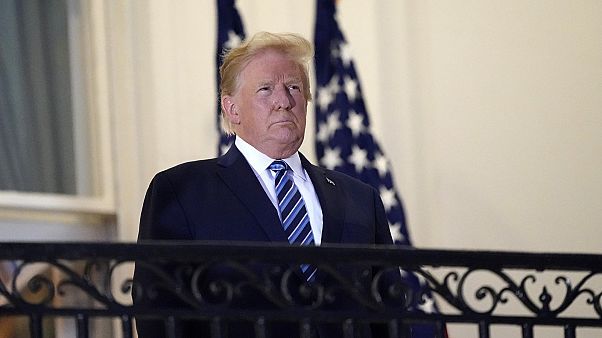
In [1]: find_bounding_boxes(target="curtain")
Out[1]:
[0,0,75,194]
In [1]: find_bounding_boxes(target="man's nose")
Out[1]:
[273,85,294,110]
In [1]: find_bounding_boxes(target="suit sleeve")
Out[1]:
[134,173,204,338]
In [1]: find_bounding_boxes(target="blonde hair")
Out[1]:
[219,32,314,134]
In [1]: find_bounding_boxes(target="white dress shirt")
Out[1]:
[235,137,324,245]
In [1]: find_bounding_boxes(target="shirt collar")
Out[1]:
[235,137,307,181]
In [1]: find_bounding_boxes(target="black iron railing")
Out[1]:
[0,242,601,338]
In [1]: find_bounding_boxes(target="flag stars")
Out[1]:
[224,30,242,49]
[316,121,330,143]
[379,186,396,212]
[348,145,368,173]
[325,111,342,135]
[344,76,358,101]
[373,152,389,178]
[321,147,343,170]
[330,41,341,60]
[339,41,353,67]
[327,74,340,95]
[346,110,365,137]
[317,86,334,111]
[389,222,405,243]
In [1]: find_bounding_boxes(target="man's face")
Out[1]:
[226,49,308,158]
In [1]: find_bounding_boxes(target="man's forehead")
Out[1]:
[248,49,300,68]
[242,55,303,81]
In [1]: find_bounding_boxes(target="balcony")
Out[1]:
[1,242,601,338]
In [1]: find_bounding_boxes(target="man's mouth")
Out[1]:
[272,120,294,125]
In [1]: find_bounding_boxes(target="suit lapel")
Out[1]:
[217,146,288,243]
[300,154,345,244]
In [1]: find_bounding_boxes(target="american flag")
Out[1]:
[314,0,440,335]
[216,0,245,156]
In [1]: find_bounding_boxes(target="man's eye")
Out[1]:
[288,85,301,91]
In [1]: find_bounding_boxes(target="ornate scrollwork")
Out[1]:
[415,266,602,320]
[12,261,57,306]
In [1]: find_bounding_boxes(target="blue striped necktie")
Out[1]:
[269,160,317,282]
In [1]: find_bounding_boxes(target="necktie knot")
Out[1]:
[269,160,288,172]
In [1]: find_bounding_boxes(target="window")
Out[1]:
[0,0,114,214]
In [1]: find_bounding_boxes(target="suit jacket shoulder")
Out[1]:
[138,147,285,243]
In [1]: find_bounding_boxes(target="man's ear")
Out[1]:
[221,96,240,124]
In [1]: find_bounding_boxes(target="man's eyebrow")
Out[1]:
[255,80,273,87]
[255,77,301,87]
[285,77,302,83]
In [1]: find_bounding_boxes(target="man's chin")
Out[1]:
[266,135,303,154]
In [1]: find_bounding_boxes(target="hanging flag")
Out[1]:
[216,0,246,155]
[314,0,441,336]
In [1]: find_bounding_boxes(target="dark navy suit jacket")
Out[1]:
[134,145,398,338]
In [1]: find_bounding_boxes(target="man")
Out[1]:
[135,32,398,338]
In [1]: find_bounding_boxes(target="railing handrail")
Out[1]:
[1,241,601,271]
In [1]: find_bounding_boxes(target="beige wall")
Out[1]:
[400,1,602,254]
[106,0,602,253]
